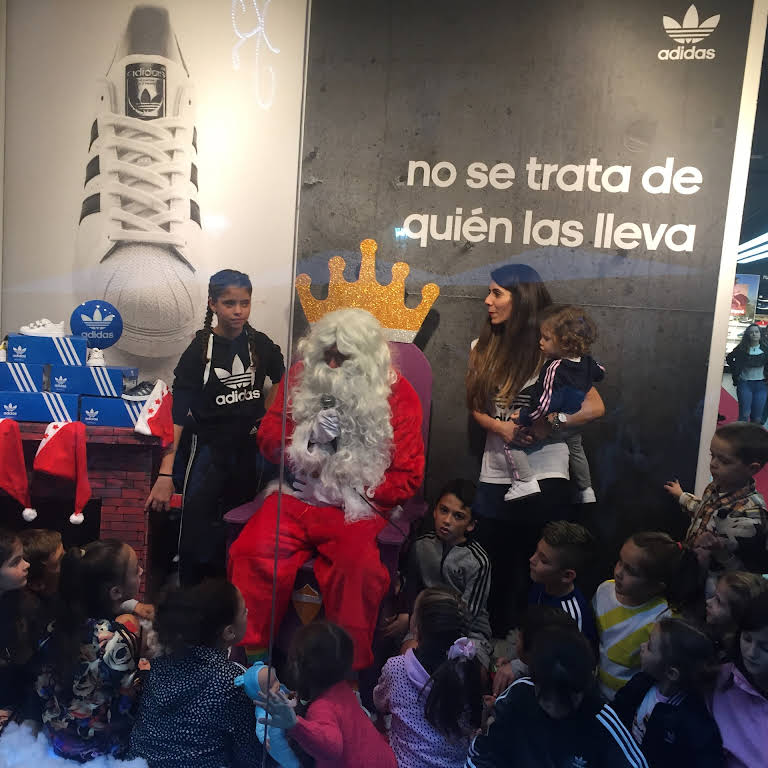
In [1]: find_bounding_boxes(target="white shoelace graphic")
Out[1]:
[95,113,195,251]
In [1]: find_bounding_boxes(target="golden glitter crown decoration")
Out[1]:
[295,238,440,342]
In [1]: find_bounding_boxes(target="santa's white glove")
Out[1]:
[309,408,341,445]
[292,477,343,508]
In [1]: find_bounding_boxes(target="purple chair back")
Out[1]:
[389,341,432,466]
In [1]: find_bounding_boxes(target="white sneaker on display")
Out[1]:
[73,5,203,359]
[578,487,597,504]
[19,319,65,337]
[503,478,541,502]
[87,348,106,367]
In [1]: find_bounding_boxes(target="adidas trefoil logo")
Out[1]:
[572,758,588,768]
[3,403,17,416]
[659,5,719,61]
[80,306,116,330]
[54,375,67,387]
[663,5,720,44]
[12,346,26,357]
[214,355,254,390]
[84,408,99,421]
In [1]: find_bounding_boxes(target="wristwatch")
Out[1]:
[550,412,567,432]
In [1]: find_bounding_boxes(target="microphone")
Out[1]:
[318,394,338,453]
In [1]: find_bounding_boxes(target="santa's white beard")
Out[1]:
[288,360,393,503]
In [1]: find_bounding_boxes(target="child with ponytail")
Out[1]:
[35,540,142,761]
[593,531,703,700]
[144,268,284,585]
[373,587,484,767]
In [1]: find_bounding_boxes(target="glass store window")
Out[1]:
[1,1,768,767]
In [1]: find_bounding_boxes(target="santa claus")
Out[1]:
[228,308,424,669]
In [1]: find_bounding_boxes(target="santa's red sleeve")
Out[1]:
[257,363,301,464]
[369,375,424,509]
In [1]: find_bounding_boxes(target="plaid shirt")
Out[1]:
[681,480,768,573]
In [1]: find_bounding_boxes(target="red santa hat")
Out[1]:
[0,418,36,522]
[134,380,174,447]
[34,421,91,525]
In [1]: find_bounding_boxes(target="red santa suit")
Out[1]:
[228,363,424,669]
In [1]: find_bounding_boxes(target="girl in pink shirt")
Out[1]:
[255,622,395,768]
[710,591,768,768]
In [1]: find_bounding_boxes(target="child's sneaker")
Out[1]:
[503,478,541,501]
[578,487,597,504]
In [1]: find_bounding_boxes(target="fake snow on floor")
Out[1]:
[0,723,148,768]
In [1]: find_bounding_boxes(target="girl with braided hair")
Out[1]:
[145,269,284,586]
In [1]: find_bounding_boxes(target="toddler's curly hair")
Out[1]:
[542,305,597,357]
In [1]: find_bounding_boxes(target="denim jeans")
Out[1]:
[737,378,768,423]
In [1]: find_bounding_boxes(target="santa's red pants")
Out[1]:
[228,493,389,669]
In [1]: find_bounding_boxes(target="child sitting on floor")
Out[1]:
[612,618,723,767]
[256,621,396,768]
[374,587,484,768]
[528,520,598,647]
[129,579,264,768]
[386,479,492,667]
[467,625,648,767]
[35,539,142,761]
[706,570,767,661]
[710,590,768,768]
[0,528,31,733]
[593,531,700,699]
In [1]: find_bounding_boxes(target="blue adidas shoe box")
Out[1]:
[0,362,45,392]
[80,396,145,428]
[7,334,88,365]
[0,391,79,422]
[49,365,125,397]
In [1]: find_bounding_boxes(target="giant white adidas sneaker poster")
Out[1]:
[295,0,764,541]
[1,0,308,381]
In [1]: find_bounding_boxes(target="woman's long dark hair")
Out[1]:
[466,264,552,410]
[414,587,483,738]
[735,323,768,354]
[200,268,260,370]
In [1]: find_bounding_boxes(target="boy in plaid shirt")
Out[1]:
[664,422,768,576]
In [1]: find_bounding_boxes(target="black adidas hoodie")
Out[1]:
[171,329,284,443]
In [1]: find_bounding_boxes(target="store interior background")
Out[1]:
[726,28,768,500]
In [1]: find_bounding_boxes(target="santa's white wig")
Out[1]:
[288,309,396,504]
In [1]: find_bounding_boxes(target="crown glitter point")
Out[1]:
[296,238,440,342]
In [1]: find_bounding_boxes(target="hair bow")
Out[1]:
[447,636,476,661]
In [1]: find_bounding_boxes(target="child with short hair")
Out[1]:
[664,422,768,575]
[467,625,649,767]
[502,304,605,501]
[256,622,396,768]
[0,528,30,732]
[528,520,598,647]
[389,478,493,667]
[706,571,767,660]
[35,539,142,761]
[129,579,264,768]
[612,618,723,767]
[593,532,701,700]
[710,591,768,768]
[374,587,483,768]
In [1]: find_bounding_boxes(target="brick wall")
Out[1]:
[18,422,163,597]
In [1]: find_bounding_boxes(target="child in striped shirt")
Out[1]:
[594,532,700,700]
